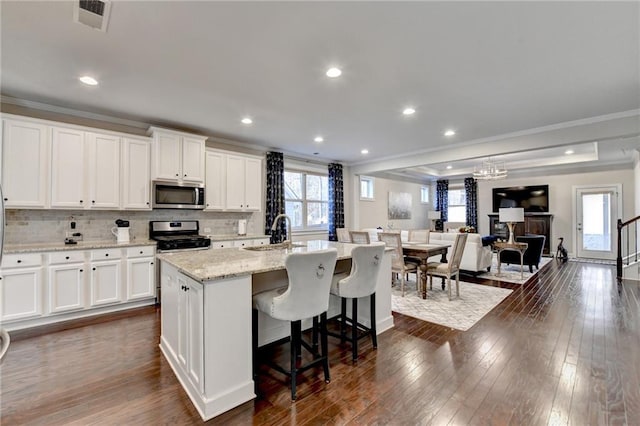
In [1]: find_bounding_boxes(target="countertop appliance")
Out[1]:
[152,181,205,210]
[149,220,211,252]
[112,219,130,244]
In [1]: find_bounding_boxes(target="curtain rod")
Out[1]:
[283,154,342,167]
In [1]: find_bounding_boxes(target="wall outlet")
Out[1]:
[65,231,83,241]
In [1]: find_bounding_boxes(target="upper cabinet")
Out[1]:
[1,118,50,208]
[50,126,87,208]
[205,149,263,212]
[122,137,152,210]
[150,128,206,184]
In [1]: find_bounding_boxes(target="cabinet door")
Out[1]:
[0,267,43,321]
[181,136,205,183]
[161,264,179,356]
[87,132,121,209]
[127,257,155,300]
[90,260,121,306]
[187,280,204,393]
[122,138,151,210]
[48,264,85,313]
[225,155,246,209]
[51,127,86,208]
[153,132,181,181]
[177,275,188,369]
[2,119,49,208]
[205,151,225,210]
[244,157,262,211]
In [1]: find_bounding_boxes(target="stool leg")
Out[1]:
[320,312,330,383]
[351,298,358,362]
[340,297,347,343]
[295,320,302,360]
[370,293,377,349]
[290,320,299,401]
[252,309,259,386]
[312,316,319,352]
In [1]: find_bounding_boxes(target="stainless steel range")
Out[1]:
[149,220,211,252]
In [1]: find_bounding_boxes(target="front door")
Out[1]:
[575,185,621,260]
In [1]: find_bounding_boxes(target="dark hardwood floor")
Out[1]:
[1,260,639,425]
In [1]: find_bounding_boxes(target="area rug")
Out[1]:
[474,255,553,284]
[391,281,513,331]
[569,257,616,265]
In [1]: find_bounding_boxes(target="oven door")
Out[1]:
[152,181,205,209]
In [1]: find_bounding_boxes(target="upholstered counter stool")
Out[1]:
[252,248,338,401]
[329,243,386,362]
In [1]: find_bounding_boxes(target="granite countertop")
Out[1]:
[2,239,157,254]
[157,240,388,283]
[206,234,270,242]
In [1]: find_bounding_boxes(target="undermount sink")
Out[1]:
[242,242,307,251]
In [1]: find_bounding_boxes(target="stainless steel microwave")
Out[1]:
[152,181,205,209]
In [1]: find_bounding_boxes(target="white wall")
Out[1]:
[477,168,635,254]
[352,175,431,231]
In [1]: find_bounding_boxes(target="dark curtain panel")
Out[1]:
[464,177,478,230]
[328,163,345,241]
[265,152,286,244]
[436,179,449,223]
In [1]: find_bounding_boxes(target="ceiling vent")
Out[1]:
[74,0,111,32]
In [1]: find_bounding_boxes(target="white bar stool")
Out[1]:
[252,248,338,401]
[329,243,385,362]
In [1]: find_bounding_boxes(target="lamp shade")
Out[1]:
[427,210,441,220]
[499,207,524,223]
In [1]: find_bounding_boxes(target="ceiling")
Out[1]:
[1,1,639,181]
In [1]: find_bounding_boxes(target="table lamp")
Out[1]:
[499,207,524,244]
[427,210,441,231]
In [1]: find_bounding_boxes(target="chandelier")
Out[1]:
[473,158,507,180]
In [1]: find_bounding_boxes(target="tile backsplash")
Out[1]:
[4,209,264,245]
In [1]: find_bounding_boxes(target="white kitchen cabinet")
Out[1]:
[50,126,86,208]
[122,137,152,210]
[89,249,122,307]
[0,254,44,322]
[160,262,179,357]
[1,118,49,208]
[150,127,206,184]
[86,132,121,209]
[48,262,85,314]
[204,150,225,210]
[127,256,155,300]
[225,153,262,211]
[177,273,204,393]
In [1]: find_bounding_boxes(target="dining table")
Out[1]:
[402,241,451,299]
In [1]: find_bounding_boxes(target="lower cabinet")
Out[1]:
[0,254,43,322]
[90,260,122,307]
[127,257,155,300]
[48,263,85,314]
[177,274,204,393]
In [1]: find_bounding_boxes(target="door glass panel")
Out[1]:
[581,193,611,251]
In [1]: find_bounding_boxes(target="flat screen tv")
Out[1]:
[492,185,549,213]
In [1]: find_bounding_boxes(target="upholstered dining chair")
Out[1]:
[425,233,468,300]
[336,228,351,243]
[408,229,430,243]
[378,232,419,296]
[0,327,10,364]
[252,248,338,401]
[329,243,386,361]
[349,231,370,244]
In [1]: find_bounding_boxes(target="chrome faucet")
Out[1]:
[271,214,292,247]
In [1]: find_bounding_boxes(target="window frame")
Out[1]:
[420,186,429,204]
[360,176,375,201]
[284,168,330,231]
[447,186,466,223]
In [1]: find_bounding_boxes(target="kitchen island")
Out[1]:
[156,240,393,421]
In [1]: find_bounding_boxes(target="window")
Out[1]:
[448,188,466,222]
[360,176,375,200]
[285,170,329,230]
[420,186,429,204]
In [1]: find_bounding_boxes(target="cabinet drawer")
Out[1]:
[1,253,43,269]
[90,248,122,261]
[232,240,251,248]
[126,246,155,258]
[210,241,231,249]
[49,251,85,264]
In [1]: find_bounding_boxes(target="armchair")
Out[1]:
[499,235,546,273]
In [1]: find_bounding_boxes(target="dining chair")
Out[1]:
[408,229,430,243]
[377,232,419,296]
[425,233,468,300]
[336,228,351,243]
[329,243,386,361]
[252,248,338,401]
[349,231,371,244]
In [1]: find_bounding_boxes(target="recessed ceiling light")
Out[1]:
[79,76,98,86]
[361,149,369,155]
[444,130,456,137]
[314,136,324,143]
[326,67,342,78]
[402,107,416,116]
[241,117,253,125]
[446,165,452,170]
[565,149,574,155]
